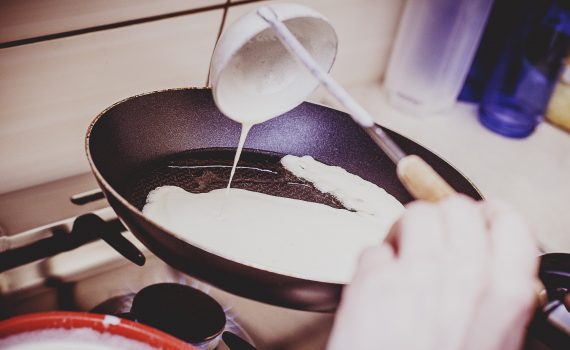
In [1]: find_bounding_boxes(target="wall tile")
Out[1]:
[0,10,222,194]
[1,0,223,43]
[224,0,404,88]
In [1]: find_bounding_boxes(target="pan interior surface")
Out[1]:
[122,148,347,211]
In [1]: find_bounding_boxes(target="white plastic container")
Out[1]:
[384,0,494,115]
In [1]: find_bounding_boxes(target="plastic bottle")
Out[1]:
[479,0,570,138]
[384,0,494,115]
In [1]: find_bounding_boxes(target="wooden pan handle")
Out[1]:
[396,155,456,202]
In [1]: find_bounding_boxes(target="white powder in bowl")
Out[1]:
[0,328,160,350]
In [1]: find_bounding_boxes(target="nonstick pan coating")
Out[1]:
[121,148,348,212]
[87,88,481,311]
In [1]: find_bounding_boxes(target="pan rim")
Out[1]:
[85,87,483,286]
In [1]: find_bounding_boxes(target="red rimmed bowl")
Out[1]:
[0,311,195,350]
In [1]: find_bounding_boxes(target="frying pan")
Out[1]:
[86,87,570,347]
[86,87,483,311]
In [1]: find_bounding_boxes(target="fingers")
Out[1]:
[462,200,539,350]
[343,195,539,350]
[350,231,398,294]
[483,199,539,280]
[390,201,446,260]
[378,195,538,294]
[358,244,395,272]
[439,195,489,259]
[384,220,401,252]
[482,199,539,315]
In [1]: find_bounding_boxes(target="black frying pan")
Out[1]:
[86,88,567,313]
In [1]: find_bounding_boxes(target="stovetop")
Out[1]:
[0,172,567,349]
[0,172,334,349]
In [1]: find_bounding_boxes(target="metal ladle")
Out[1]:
[210,4,455,202]
[254,5,456,203]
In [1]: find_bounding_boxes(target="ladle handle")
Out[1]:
[257,6,453,201]
[396,155,456,202]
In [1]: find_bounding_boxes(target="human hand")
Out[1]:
[327,195,539,350]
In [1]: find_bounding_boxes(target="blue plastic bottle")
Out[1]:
[479,0,570,138]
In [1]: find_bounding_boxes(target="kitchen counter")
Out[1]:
[313,82,570,253]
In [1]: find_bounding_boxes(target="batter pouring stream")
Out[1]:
[226,123,253,190]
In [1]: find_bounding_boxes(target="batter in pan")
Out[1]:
[143,155,403,283]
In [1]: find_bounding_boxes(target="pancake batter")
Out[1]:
[143,155,403,283]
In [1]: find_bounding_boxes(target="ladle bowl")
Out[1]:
[209,3,337,124]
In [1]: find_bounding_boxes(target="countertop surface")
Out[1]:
[314,83,570,253]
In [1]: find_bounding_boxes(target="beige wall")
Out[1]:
[0,0,223,42]
[0,0,403,194]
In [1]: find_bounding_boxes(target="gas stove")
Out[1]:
[0,172,334,349]
[0,172,568,349]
